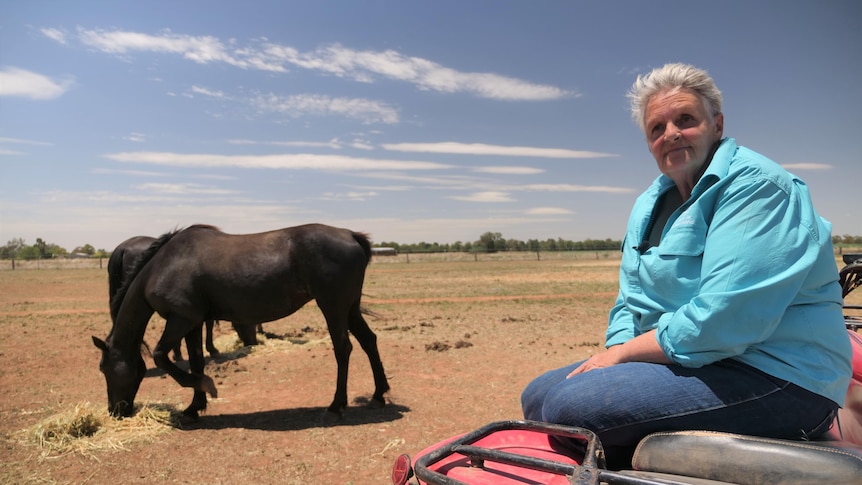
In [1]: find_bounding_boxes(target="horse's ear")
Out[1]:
[92,336,108,351]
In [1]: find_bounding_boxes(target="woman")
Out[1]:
[521,63,852,468]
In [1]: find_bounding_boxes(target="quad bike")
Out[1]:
[392,255,862,485]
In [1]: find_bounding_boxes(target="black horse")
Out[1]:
[93,223,389,420]
[108,235,225,359]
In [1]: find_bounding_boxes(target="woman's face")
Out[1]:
[644,89,724,183]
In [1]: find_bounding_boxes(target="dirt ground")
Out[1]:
[0,255,620,484]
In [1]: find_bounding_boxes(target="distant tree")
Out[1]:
[73,244,96,256]
[33,238,66,259]
[35,238,49,259]
[0,238,26,259]
[18,246,41,260]
[477,232,505,252]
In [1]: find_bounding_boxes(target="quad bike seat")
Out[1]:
[631,425,862,485]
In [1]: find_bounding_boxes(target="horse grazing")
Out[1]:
[107,235,223,359]
[92,223,389,420]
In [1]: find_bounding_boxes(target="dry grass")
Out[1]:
[17,401,183,461]
[1,254,858,483]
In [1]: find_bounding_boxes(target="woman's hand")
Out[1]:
[567,330,670,378]
[567,346,625,377]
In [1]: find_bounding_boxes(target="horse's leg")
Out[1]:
[172,343,184,361]
[347,303,390,407]
[232,322,258,346]
[183,324,210,418]
[152,318,218,418]
[204,319,219,357]
[320,304,353,419]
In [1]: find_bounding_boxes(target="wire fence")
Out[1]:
[2,247,860,270]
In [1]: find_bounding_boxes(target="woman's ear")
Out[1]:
[713,113,724,137]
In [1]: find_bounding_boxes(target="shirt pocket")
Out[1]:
[656,208,708,257]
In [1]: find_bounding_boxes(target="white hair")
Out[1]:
[628,63,723,133]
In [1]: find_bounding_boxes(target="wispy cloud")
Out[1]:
[350,138,375,150]
[40,27,67,44]
[189,85,227,98]
[781,163,832,171]
[527,207,573,215]
[382,142,617,159]
[355,171,634,195]
[123,132,148,143]
[320,190,379,201]
[60,27,572,101]
[520,183,635,194]
[103,151,452,171]
[446,183,633,204]
[450,191,515,202]
[76,28,258,69]
[252,93,399,124]
[0,136,53,156]
[133,183,237,195]
[91,168,170,177]
[0,137,54,146]
[0,67,73,100]
[473,166,544,175]
[356,171,485,190]
[262,43,575,100]
[228,138,345,149]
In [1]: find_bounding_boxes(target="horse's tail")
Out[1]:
[109,229,181,320]
[352,232,379,318]
[352,231,373,266]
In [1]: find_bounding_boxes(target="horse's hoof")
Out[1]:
[181,408,200,422]
[367,397,386,409]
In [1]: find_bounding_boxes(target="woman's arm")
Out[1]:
[568,329,669,378]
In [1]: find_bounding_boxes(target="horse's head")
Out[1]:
[92,336,146,418]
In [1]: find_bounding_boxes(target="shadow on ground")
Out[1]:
[182,400,410,431]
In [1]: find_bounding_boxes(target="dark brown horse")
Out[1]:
[108,235,225,359]
[93,224,389,420]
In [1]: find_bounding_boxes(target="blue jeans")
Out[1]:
[521,358,838,468]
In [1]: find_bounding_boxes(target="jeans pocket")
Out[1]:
[803,408,838,440]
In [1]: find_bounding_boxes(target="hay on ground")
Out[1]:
[18,401,183,460]
[212,332,330,359]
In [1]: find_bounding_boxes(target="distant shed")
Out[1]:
[371,247,397,256]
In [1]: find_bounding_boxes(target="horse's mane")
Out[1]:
[109,229,178,319]
[106,247,126,310]
[108,224,221,320]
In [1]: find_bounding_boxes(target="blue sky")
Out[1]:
[1,1,860,251]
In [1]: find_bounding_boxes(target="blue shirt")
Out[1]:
[608,138,852,405]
